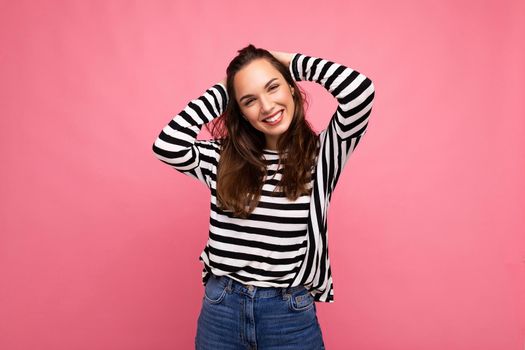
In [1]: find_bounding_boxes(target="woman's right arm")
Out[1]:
[151,80,228,189]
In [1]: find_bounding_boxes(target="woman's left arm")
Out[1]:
[286,52,375,142]
[283,52,376,194]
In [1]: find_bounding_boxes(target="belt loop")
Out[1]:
[281,287,290,300]
[225,276,233,293]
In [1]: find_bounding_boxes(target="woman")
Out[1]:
[152,44,375,349]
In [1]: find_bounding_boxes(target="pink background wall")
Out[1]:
[1,0,524,349]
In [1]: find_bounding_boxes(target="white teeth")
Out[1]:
[264,111,283,123]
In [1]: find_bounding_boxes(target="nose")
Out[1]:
[259,94,274,115]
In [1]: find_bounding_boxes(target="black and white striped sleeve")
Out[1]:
[289,52,375,141]
[289,53,375,192]
[151,83,228,189]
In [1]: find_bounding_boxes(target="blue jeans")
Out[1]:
[195,274,326,349]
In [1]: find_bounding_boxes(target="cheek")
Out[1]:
[244,110,257,122]
[288,101,296,115]
[278,90,293,101]
[239,106,252,118]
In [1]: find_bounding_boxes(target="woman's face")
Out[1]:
[233,58,295,150]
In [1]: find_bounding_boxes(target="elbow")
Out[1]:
[151,142,158,157]
[151,138,164,160]
[366,79,375,107]
[367,77,375,95]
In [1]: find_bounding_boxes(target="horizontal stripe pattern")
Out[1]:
[203,147,314,287]
[152,52,375,302]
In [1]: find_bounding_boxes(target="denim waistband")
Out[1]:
[210,274,308,299]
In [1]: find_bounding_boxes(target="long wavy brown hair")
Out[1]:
[206,44,319,219]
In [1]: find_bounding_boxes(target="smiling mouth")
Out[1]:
[262,110,284,124]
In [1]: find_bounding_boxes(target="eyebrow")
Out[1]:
[239,78,279,103]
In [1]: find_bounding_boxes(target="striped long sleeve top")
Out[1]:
[152,52,375,302]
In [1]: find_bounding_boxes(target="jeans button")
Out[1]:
[248,285,254,291]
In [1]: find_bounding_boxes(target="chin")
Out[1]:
[264,125,290,137]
